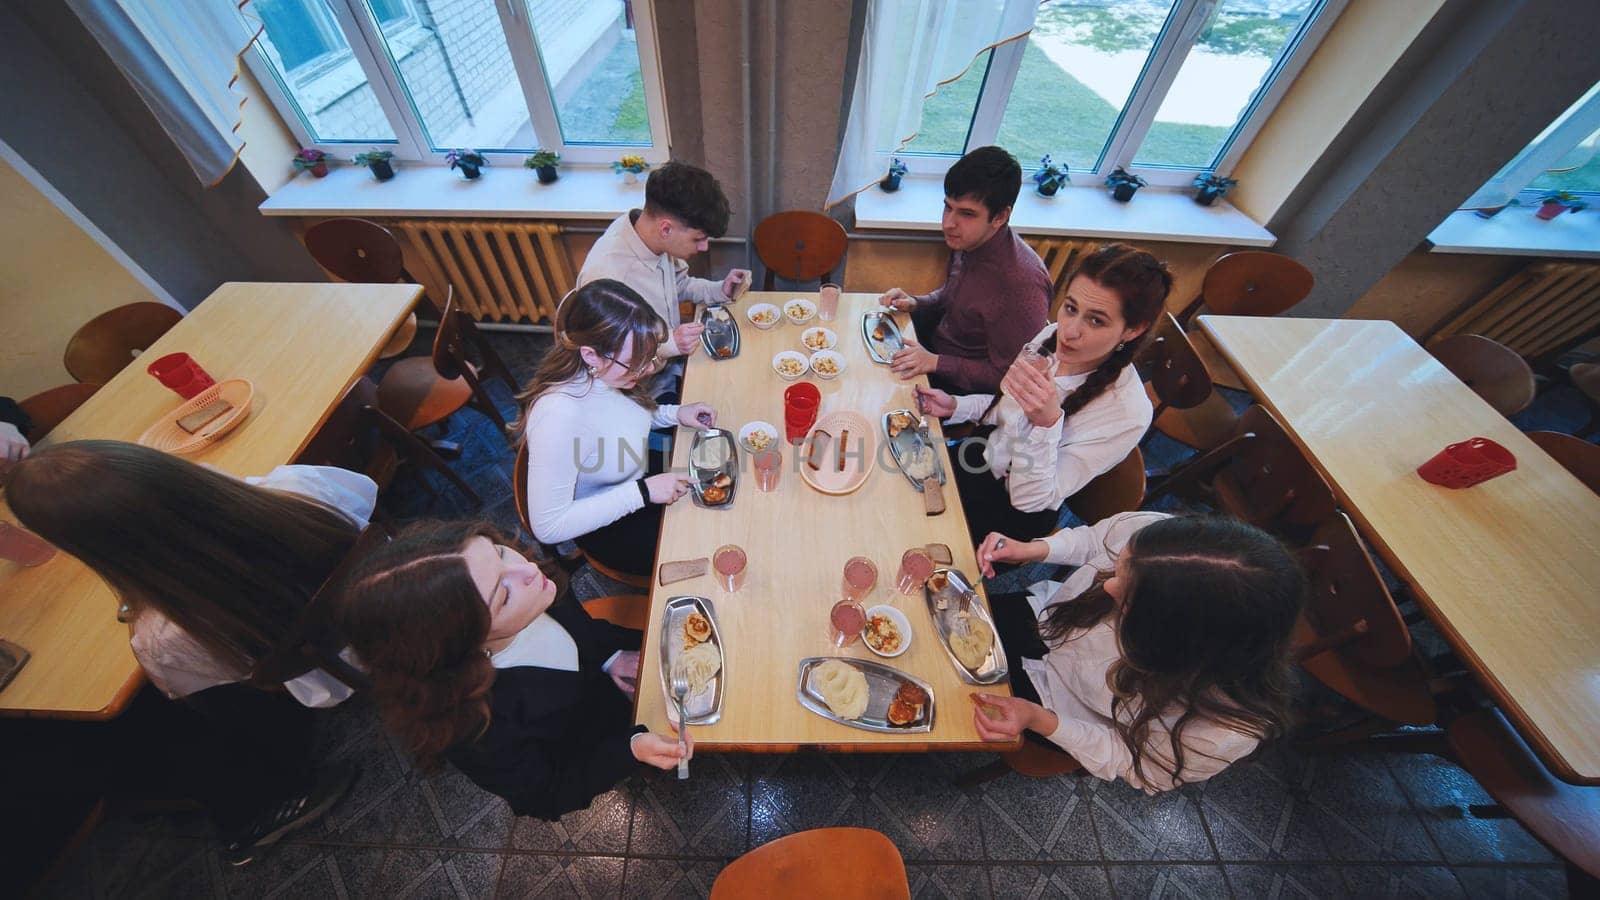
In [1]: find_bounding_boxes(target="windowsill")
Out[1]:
[259,163,643,220]
[1427,208,1600,260]
[853,177,1275,247]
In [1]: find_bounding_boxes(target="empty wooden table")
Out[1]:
[0,281,421,719]
[1198,315,1600,784]
[634,291,1014,751]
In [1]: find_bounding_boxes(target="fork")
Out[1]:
[955,590,975,637]
[670,671,691,780]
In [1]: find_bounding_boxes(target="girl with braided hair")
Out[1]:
[916,243,1170,543]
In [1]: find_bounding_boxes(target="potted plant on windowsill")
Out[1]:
[1105,168,1147,202]
[292,148,329,178]
[612,155,649,185]
[524,149,561,184]
[1192,173,1237,207]
[1534,191,1587,220]
[1033,156,1068,198]
[354,149,396,182]
[447,149,487,181]
[880,157,908,192]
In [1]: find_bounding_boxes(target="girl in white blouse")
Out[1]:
[970,512,1304,793]
[916,243,1169,543]
[515,279,717,577]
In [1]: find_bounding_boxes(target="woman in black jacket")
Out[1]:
[336,520,689,820]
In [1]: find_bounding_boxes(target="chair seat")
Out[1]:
[1002,742,1083,778]
[581,595,649,631]
[1152,391,1239,451]
[1297,629,1437,727]
[1572,362,1600,403]
[1188,329,1247,392]
[376,357,473,431]
[378,312,419,359]
[19,383,101,443]
[711,827,910,900]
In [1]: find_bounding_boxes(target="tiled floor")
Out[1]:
[38,330,1591,899]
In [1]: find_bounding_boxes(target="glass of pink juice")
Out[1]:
[841,556,877,602]
[895,548,934,594]
[818,283,841,322]
[1017,344,1056,379]
[829,598,867,648]
[0,522,56,567]
[753,447,781,492]
[713,544,748,592]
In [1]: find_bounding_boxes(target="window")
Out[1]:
[240,0,670,163]
[891,0,1344,187]
[1463,81,1600,210]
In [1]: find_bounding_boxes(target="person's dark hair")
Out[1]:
[644,161,731,237]
[1038,515,1304,788]
[334,520,506,772]
[512,278,666,433]
[5,440,360,675]
[1042,242,1172,421]
[944,145,1022,219]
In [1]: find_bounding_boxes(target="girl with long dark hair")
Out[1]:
[971,513,1304,792]
[335,520,688,820]
[916,243,1169,542]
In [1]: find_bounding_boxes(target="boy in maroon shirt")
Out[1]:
[879,146,1051,395]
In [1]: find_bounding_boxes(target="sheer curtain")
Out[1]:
[65,0,260,187]
[827,0,1038,209]
[1463,81,1600,210]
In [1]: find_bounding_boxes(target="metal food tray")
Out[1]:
[923,567,1008,685]
[882,409,947,491]
[700,305,740,360]
[687,428,738,509]
[861,311,905,365]
[796,657,935,734]
[659,596,724,725]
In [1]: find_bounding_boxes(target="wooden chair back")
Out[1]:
[246,522,393,692]
[1428,333,1536,417]
[1065,447,1146,525]
[1526,431,1600,494]
[19,383,101,442]
[63,302,183,385]
[304,217,406,284]
[711,828,910,900]
[1295,513,1412,668]
[1218,405,1338,531]
[1175,251,1314,324]
[753,211,848,291]
[513,441,534,536]
[1135,313,1214,419]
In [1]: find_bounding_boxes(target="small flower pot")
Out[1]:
[1194,187,1226,207]
[457,163,482,181]
[367,160,395,182]
[1535,201,1569,221]
[879,174,902,193]
[1110,183,1140,203]
[1035,182,1060,198]
[535,165,558,184]
[623,171,640,186]
[308,160,329,178]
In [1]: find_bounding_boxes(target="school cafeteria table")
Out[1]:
[0,281,421,720]
[634,291,1015,751]
[1197,315,1600,785]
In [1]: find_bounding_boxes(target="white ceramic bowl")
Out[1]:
[746,303,781,329]
[782,298,817,325]
[772,351,809,381]
[863,605,912,658]
[738,420,779,453]
[808,349,845,380]
[799,326,838,352]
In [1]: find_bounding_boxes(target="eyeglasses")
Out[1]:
[595,349,665,376]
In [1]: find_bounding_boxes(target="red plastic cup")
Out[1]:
[1416,437,1517,488]
[146,352,216,399]
[0,522,56,567]
[783,382,822,444]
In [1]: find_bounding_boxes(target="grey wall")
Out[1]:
[1269,0,1600,318]
[0,0,325,311]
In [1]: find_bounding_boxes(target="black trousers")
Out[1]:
[951,450,1063,545]
[575,448,668,578]
[183,682,317,834]
[988,591,1061,749]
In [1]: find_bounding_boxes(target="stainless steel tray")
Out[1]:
[923,567,1008,685]
[796,657,934,733]
[882,409,947,491]
[700,305,740,360]
[862,311,905,365]
[659,596,724,725]
[687,428,738,509]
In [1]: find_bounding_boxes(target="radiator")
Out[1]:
[1025,237,1099,317]
[1432,261,1600,361]
[392,219,574,325]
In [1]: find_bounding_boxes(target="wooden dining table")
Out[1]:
[0,281,421,720]
[634,291,1015,751]
[1197,315,1600,785]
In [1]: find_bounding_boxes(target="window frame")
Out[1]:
[241,0,672,165]
[885,0,1347,188]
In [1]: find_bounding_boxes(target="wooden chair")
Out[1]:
[958,741,1084,786]
[752,211,848,291]
[710,828,910,900]
[18,383,100,442]
[1526,430,1600,493]
[1428,333,1536,417]
[513,443,650,590]
[582,594,649,631]
[303,217,419,358]
[62,302,183,385]
[1174,251,1314,390]
[1146,405,1338,541]
[362,403,479,504]
[376,285,517,442]
[1134,313,1238,452]
[1065,446,1145,525]
[1571,362,1600,437]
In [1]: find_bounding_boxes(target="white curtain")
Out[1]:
[826,0,1039,209]
[65,0,259,187]
[1463,81,1600,210]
